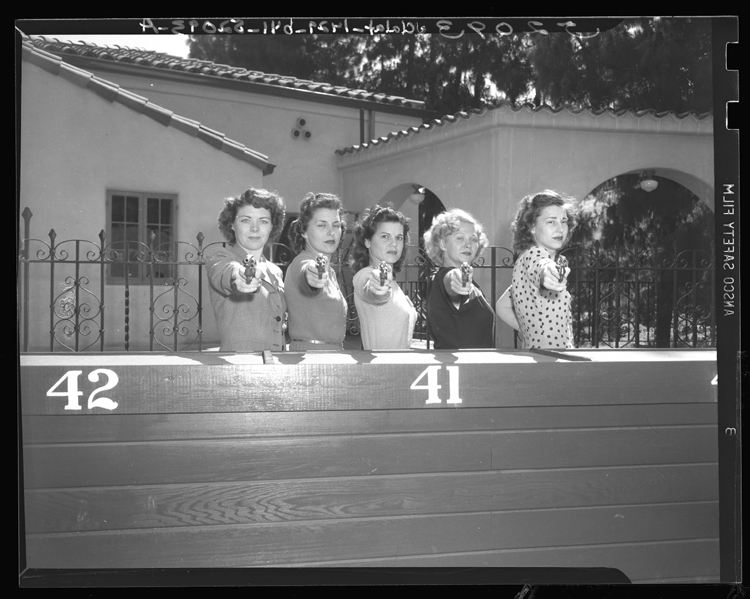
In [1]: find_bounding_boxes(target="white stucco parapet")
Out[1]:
[336,104,713,167]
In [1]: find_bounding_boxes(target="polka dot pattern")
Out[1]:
[511,246,574,349]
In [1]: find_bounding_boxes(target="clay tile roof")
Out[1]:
[21,39,275,175]
[26,35,427,111]
[335,102,713,156]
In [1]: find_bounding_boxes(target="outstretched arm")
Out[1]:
[207,250,261,295]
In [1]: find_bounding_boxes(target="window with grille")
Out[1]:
[106,191,177,284]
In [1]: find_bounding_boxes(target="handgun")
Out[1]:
[556,255,568,283]
[315,254,328,279]
[243,255,257,280]
[460,262,473,287]
[378,261,390,286]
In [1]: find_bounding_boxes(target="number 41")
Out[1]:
[410,365,462,404]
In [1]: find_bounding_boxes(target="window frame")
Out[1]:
[105,190,178,286]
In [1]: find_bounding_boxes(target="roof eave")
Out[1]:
[37,51,436,121]
[22,40,275,176]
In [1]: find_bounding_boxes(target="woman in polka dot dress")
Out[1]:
[507,190,578,349]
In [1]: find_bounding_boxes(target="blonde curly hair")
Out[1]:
[423,208,488,266]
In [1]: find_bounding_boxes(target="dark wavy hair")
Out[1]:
[511,190,578,253]
[288,192,346,255]
[350,204,411,274]
[217,188,286,246]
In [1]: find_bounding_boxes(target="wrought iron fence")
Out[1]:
[19,208,715,352]
[564,243,716,348]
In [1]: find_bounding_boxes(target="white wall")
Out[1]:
[20,60,265,351]
[71,69,425,215]
[338,107,715,348]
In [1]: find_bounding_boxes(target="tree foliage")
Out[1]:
[188,18,712,116]
[529,18,713,113]
[570,175,714,255]
[569,176,714,348]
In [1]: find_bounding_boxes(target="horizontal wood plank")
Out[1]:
[24,464,719,532]
[289,539,721,584]
[22,403,718,443]
[26,512,495,568]
[23,433,494,487]
[20,359,717,415]
[23,423,717,488]
[490,425,717,469]
[24,504,718,572]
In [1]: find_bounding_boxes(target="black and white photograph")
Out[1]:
[17,16,740,592]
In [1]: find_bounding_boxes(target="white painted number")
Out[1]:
[46,369,120,411]
[87,369,120,410]
[411,366,463,405]
[445,366,463,404]
[46,370,83,410]
[410,365,442,404]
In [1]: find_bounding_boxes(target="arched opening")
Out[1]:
[567,173,715,348]
[377,183,447,249]
[417,187,447,250]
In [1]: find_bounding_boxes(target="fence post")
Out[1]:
[672,255,679,348]
[48,229,56,352]
[21,208,32,352]
[710,267,716,346]
[124,240,130,352]
[593,241,600,348]
[98,230,106,351]
[74,240,80,352]
[634,250,640,348]
[197,232,204,351]
[490,247,497,309]
[572,247,581,348]
[148,230,155,352]
[692,251,698,347]
[614,246,621,348]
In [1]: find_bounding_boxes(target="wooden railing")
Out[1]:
[20,348,718,581]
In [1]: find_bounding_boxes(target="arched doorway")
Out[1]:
[567,173,715,348]
[416,187,447,250]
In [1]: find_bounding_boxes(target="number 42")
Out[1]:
[410,365,462,404]
[46,369,119,411]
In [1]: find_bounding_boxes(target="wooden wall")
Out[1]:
[20,349,719,583]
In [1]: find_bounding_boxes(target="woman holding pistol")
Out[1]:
[206,188,287,352]
[506,190,577,349]
[424,208,495,349]
[350,204,417,350]
[284,192,348,351]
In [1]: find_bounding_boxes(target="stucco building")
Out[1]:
[18,35,714,351]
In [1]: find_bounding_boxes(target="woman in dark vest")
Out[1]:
[423,208,495,349]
